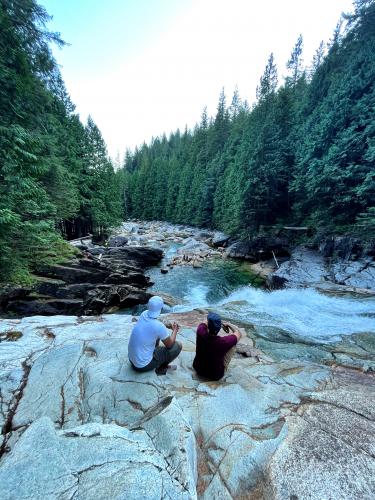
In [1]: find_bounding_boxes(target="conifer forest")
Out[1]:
[1,0,374,284]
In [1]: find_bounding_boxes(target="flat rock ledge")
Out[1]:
[0,313,374,499]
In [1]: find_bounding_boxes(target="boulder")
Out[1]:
[197,230,212,239]
[83,285,151,314]
[320,235,363,260]
[211,231,230,248]
[121,222,139,233]
[225,241,256,261]
[1,245,162,317]
[0,286,31,308]
[267,246,327,289]
[226,236,290,261]
[107,235,128,247]
[6,298,84,316]
[177,238,211,256]
[104,246,163,266]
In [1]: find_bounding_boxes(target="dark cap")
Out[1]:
[207,312,222,335]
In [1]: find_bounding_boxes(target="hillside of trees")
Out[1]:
[121,0,375,239]
[0,0,122,283]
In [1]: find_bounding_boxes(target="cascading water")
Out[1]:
[148,247,375,345]
[216,286,375,343]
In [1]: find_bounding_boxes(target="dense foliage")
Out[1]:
[122,0,375,238]
[0,0,122,283]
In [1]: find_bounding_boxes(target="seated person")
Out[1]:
[193,312,241,380]
[128,296,182,375]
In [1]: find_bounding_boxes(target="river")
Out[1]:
[147,243,375,346]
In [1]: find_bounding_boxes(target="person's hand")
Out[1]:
[172,322,180,333]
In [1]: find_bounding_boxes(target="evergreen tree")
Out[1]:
[286,35,304,87]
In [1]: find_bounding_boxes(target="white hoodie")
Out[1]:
[128,310,169,368]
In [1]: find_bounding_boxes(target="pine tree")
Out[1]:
[286,35,304,87]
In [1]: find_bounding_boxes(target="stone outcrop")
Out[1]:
[267,244,375,294]
[225,235,290,262]
[0,312,373,499]
[0,246,163,317]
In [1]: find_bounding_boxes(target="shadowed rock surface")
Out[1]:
[0,246,163,317]
[0,312,373,499]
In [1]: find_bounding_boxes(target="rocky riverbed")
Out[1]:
[0,311,374,499]
[112,221,375,295]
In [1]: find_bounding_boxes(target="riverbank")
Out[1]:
[0,244,163,317]
[114,220,375,295]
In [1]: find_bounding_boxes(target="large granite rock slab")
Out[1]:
[0,313,373,498]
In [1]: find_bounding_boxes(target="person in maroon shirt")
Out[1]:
[193,312,241,380]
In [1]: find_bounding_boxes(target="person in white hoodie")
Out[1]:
[128,296,182,375]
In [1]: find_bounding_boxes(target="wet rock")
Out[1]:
[155,292,180,307]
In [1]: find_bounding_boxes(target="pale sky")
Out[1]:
[41,0,354,159]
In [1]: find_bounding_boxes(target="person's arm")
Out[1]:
[162,322,180,348]
[223,323,241,341]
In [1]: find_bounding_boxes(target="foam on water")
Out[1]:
[172,284,210,312]
[217,287,375,342]
[171,283,375,343]
[149,240,375,343]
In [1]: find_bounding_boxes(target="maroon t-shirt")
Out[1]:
[193,323,237,380]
